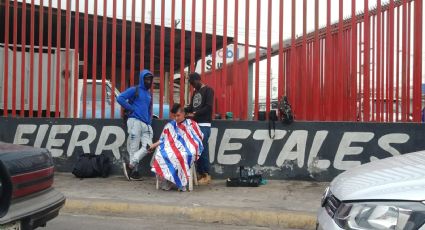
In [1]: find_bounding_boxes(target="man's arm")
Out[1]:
[149,100,152,118]
[117,87,136,112]
[194,87,214,117]
[185,93,195,114]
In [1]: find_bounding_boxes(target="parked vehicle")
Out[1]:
[357,98,413,122]
[0,45,76,117]
[317,151,425,230]
[0,45,169,119]
[79,79,121,119]
[0,142,65,230]
[80,79,169,119]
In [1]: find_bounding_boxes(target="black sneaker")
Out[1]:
[129,168,143,181]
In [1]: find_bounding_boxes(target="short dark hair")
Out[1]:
[188,72,201,82]
[171,103,184,114]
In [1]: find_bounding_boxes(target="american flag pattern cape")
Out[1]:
[151,119,204,189]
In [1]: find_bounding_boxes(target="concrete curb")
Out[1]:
[63,198,317,229]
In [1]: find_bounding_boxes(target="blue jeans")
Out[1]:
[197,126,211,174]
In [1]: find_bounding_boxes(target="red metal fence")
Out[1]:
[0,0,423,122]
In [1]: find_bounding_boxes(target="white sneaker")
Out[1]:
[122,162,130,181]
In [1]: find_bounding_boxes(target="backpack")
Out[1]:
[72,153,111,178]
[123,87,139,124]
[226,166,264,187]
[268,110,278,139]
[278,96,294,124]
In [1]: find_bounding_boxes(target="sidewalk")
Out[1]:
[54,173,328,229]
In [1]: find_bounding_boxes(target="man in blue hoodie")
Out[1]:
[117,70,154,180]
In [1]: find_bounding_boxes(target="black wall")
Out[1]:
[1,118,424,181]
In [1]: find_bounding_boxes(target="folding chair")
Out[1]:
[155,164,198,191]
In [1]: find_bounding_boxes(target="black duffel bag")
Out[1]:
[72,153,111,178]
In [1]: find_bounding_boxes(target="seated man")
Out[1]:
[149,103,204,191]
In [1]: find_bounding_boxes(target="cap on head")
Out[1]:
[188,72,201,83]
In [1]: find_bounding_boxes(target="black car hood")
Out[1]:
[0,142,53,176]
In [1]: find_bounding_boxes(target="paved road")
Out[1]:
[45,213,296,230]
[52,174,322,229]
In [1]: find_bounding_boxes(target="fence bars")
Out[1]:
[0,0,423,122]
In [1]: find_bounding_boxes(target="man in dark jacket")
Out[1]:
[117,70,154,180]
[187,72,214,185]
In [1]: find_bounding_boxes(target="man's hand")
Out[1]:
[147,147,155,154]
[186,112,195,118]
[148,141,160,153]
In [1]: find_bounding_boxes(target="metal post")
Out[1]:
[12,0,18,117]
[92,0,98,119]
[130,0,136,87]
[169,0,176,114]
[160,0,165,118]
[413,0,423,121]
[111,0,117,119]
[180,0,186,106]
[73,0,79,118]
[38,0,44,117]
[54,0,61,118]
[65,0,71,118]
[101,0,108,118]
[254,0,261,120]
[364,0,371,122]
[120,0,127,93]
[248,63,254,120]
[47,0,52,117]
[20,0,27,117]
[140,0,145,70]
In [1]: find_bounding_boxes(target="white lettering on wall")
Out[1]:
[276,130,308,168]
[13,124,37,145]
[307,131,331,169]
[95,126,126,159]
[46,125,72,157]
[34,125,49,148]
[253,130,286,165]
[209,128,219,163]
[67,125,97,156]
[9,122,417,178]
[217,129,251,165]
[378,133,410,157]
[334,132,374,170]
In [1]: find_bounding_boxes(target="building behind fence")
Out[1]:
[0,0,423,122]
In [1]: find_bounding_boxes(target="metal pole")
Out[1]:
[111,0,117,118]
[248,63,254,120]
[20,0,27,117]
[73,0,79,118]
[92,0,98,119]
[413,0,422,121]
[101,0,108,118]
[65,0,71,118]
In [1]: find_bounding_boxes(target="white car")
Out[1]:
[317,151,425,230]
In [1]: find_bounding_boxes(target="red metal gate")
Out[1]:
[0,0,423,122]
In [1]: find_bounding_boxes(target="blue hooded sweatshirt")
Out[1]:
[117,70,153,125]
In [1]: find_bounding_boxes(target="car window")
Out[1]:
[86,83,104,101]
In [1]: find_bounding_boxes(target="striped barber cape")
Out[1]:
[151,119,204,189]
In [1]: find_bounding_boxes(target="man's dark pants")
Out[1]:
[197,126,211,174]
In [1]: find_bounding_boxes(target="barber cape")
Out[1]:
[151,119,204,189]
